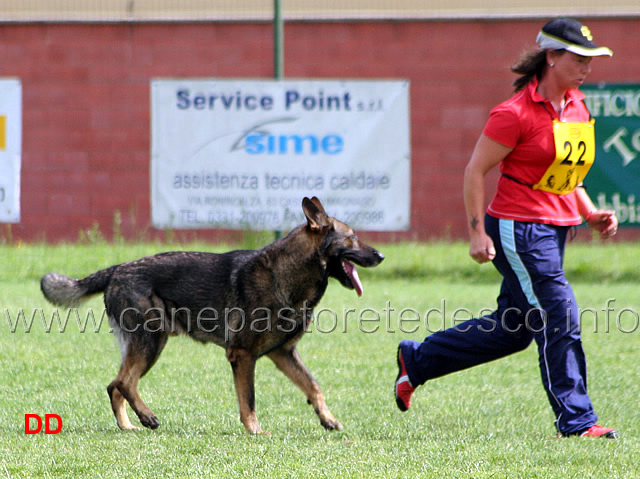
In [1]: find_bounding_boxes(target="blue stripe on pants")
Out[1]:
[399,214,597,434]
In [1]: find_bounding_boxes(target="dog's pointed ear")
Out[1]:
[309,196,327,215]
[302,197,330,231]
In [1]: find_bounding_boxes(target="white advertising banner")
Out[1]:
[0,78,21,223]
[151,79,410,231]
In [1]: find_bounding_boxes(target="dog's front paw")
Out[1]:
[320,417,343,431]
[242,416,266,435]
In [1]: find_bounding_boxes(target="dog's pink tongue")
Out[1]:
[343,259,363,297]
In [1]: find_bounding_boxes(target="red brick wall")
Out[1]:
[2,19,639,242]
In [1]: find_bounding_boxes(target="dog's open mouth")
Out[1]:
[342,259,363,297]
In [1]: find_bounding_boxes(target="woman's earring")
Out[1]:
[549,63,554,67]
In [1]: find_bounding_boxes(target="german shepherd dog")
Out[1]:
[41,197,384,434]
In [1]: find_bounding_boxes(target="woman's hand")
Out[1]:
[585,210,618,239]
[469,232,497,264]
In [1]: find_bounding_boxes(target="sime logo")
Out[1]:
[24,414,63,435]
[231,117,344,156]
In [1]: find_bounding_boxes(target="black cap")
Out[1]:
[537,18,613,57]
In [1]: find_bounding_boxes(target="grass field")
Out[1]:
[1,239,639,478]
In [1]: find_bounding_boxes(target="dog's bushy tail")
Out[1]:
[41,265,118,307]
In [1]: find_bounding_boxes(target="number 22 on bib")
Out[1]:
[533,119,595,195]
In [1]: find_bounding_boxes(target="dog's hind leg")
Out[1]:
[107,301,169,430]
[226,347,264,434]
[268,346,343,431]
[107,330,168,430]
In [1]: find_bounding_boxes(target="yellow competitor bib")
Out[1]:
[533,119,596,195]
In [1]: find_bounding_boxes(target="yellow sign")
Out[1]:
[0,115,6,150]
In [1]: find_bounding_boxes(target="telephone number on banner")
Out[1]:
[179,209,281,228]
[340,210,385,225]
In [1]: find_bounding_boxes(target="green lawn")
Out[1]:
[1,240,639,478]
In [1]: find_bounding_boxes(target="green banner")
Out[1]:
[582,83,640,227]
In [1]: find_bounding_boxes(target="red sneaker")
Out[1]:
[580,425,619,439]
[395,347,415,412]
[559,424,619,439]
